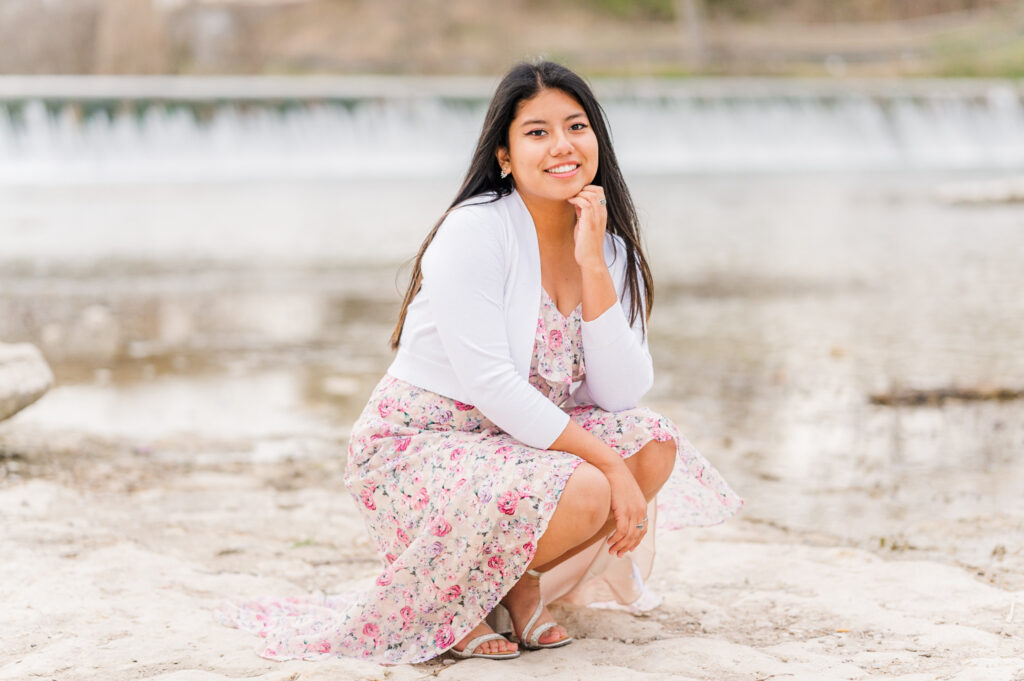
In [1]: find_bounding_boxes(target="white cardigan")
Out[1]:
[387,189,654,450]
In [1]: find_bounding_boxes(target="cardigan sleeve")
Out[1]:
[574,243,654,411]
[420,205,571,450]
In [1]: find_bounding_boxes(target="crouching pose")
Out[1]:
[220,60,741,664]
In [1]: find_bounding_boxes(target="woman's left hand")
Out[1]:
[567,185,607,270]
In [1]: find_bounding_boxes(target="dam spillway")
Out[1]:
[1,76,1023,183]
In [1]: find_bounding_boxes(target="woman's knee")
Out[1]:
[633,438,676,497]
[562,462,611,532]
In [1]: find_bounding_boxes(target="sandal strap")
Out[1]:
[513,570,569,648]
[527,621,559,648]
[520,601,543,642]
[461,632,510,655]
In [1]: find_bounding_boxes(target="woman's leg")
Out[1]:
[528,461,613,566]
[454,460,611,654]
[532,437,676,572]
[500,439,675,646]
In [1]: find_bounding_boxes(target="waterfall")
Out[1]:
[1,76,1022,183]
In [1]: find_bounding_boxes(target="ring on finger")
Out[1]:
[598,198,607,206]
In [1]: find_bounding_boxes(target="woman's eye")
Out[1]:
[526,129,547,137]
[570,122,589,131]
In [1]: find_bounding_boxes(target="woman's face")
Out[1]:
[496,88,599,205]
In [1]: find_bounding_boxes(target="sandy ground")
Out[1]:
[1,418,1021,681]
[2,172,1023,680]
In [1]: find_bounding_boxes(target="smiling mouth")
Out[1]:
[545,163,580,175]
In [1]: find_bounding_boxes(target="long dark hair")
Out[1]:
[390,60,654,350]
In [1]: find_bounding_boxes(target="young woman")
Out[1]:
[219,60,741,663]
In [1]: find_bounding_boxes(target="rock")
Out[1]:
[0,343,54,422]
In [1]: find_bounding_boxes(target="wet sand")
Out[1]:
[2,172,1023,679]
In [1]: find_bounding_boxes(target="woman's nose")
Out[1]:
[549,131,573,156]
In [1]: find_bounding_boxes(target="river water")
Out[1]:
[1,79,1022,588]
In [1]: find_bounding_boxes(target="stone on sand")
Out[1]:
[0,343,54,422]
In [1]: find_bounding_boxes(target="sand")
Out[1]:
[3,171,1023,680]
[1,420,1021,681]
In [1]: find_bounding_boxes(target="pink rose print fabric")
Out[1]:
[216,289,742,664]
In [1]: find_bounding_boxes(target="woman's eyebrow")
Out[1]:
[519,112,587,127]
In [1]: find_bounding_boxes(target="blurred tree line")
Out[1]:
[594,0,1013,20]
[0,0,1021,76]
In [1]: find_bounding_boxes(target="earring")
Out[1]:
[500,167,510,179]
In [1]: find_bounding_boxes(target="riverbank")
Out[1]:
[1,418,1021,680]
[2,170,1022,680]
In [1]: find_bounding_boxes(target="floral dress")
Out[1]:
[216,290,742,664]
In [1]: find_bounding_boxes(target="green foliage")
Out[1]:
[704,0,761,20]
[587,0,677,20]
[698,0,1017,22]
[932,33,1024,78]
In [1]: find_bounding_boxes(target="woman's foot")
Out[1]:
[501,570,571,647]
[452,621,518,656]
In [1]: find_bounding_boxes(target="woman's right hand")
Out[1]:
[604,463,648,557]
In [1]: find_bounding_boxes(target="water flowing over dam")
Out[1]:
[1,76,1023,184]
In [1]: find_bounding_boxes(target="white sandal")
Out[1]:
[506,569,574,650]
[449,632,520,660]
